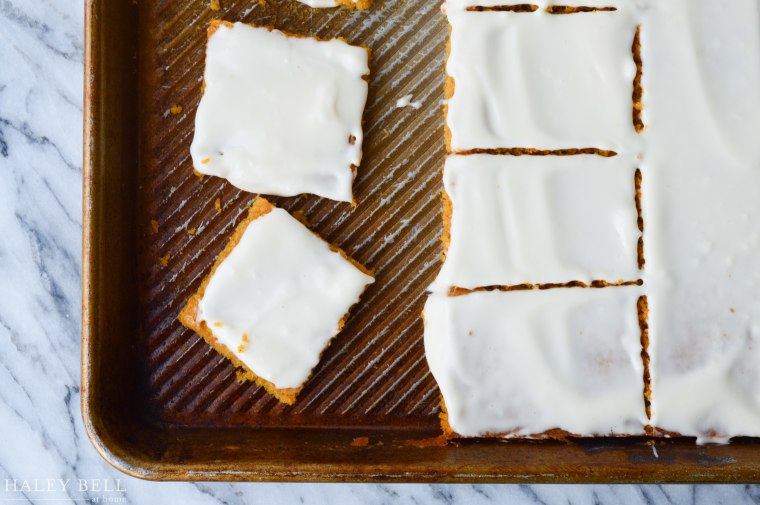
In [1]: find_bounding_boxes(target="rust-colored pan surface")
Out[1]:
[82,0,760,482]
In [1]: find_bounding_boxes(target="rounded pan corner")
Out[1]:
[80,392,162,481]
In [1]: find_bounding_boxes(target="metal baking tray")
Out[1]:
[82,0,760,482]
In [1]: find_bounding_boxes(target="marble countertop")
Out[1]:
[0,0,757,503]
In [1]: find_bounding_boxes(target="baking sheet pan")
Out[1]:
[82,0,760,481]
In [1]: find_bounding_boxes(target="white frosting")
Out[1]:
[190,22,369,203]
[434,0,760,441]
[445,6,640,152]
[424,287,647,437]
[395,94,422,109]
[296,0,358,7]
[442,0,649,11]
[641,0,760,440]
[431,154,640,290]
[297,0,340,7]
[198,207,374,390]
[443,0,642,9]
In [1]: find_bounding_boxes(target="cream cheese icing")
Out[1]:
[396,94,422,109]
[641,0,760,441]
[442,0,649,11]
[297,0,356,7]
[197,206,374,390]
[297,0,341,7]
[445,6,640,152]
[190,22,369,203]
[434,0,760,442]
[424,287,647,437]
[431,154,640,290]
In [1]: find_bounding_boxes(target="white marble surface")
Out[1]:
[0,0,759,503]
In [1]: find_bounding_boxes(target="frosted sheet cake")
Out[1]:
[427,0,760,442]
[640,0,760,442]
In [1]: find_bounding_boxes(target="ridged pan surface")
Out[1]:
[139,0,446,430]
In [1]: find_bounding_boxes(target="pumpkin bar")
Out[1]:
[190,21,369,203]
[179,198,374,404]
[424,287,647,438]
